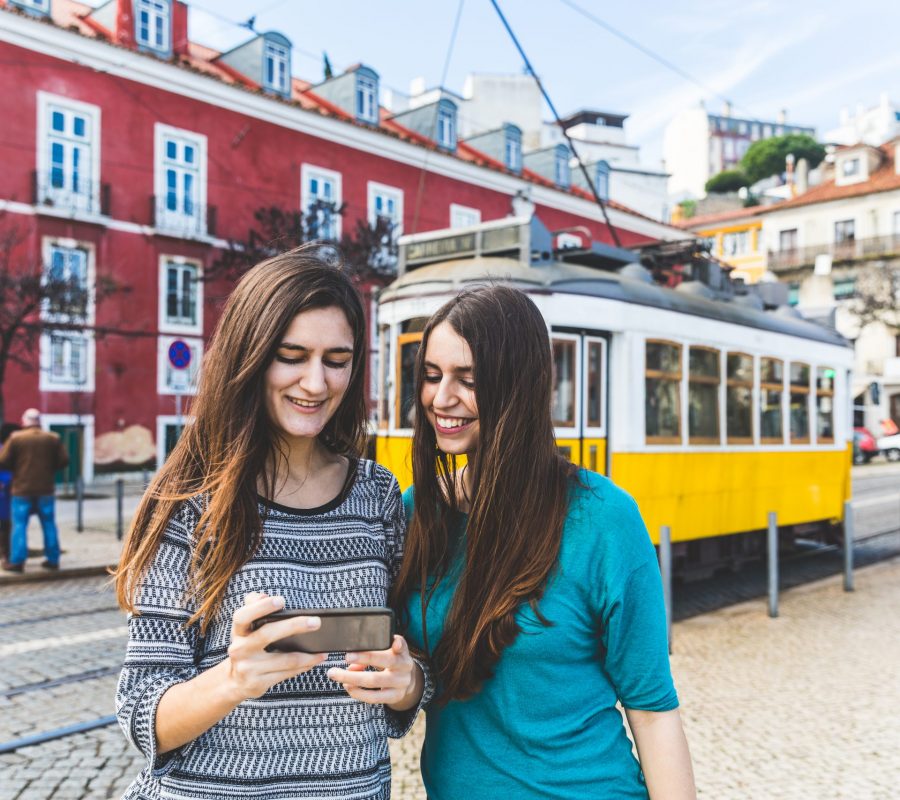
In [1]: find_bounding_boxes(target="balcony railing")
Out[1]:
[768,234,900,272]
[150,196,217,239]
[31,171,110,217]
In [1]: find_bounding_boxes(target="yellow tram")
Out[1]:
[374,216,854,574]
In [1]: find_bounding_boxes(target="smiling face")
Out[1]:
[263,306,354,444]
[421,320,480,457]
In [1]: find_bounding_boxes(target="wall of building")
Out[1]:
[663,106,710,200]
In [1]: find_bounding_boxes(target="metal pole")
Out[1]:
[75,475,84,533]
[659,525,673,653]
[767,511,779,618]
[843,499,854,592]
[175,391,183,441]
[116,478,124,541]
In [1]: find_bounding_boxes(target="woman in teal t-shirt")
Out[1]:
[386,286,696,799]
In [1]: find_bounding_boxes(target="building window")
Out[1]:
[646,340,682,443]
[367,182,403,271]
[160,259,201,333]
[355,72,379,124]
[726,353,754,443]
[779,228,798,252]
[834,219,855,243]
[892,210,900,236]
[40,331,94,392]
[135,0,170,52]
[37,94,100,214]
[596,161,610,201]
[436,103,457,149]
[504,128,522,172]
[11,0,50,13]
[551,337,578,428]
[760,358,784,443]
[688,348,720,443]
[790,362,811,443]
[722,230,749,257]
[554,149,570,188]
[841,158,860,177]
[817,367,835,443]
[264,40,290,94]
[158,336,202,395]
[154,125,207,236]
[450,204,481,229]
[44,244,89,319]
[302,165,342,240]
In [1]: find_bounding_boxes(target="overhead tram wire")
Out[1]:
[488,0,622,248]
[410,0,465,236]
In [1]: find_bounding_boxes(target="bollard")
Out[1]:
[659,525,673,654]
[75,476,84,533]
[116,478,124,541]
[142,468,149,490]
[767,511,779,618]
[843,500,854,592]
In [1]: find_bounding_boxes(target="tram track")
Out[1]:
[1,664,120,699]
[0,604,120,629]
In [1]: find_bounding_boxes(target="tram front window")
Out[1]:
[790,363,811,443]
[397,334,421,429]
[552,339,576,427]
[726,353,753,442]
[646,341,682,442]
[760,357,784,443]
[817,367,835,443]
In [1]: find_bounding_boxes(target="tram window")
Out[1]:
[726,353,753,443]
[760,357,784,443]
[646,340,682,443]
[377,326,391,429]
[396,333,421,429]
[816,367,835,443]
[586,340,604,428]
[688,347,720,443]
[552,338,577,427]
[790,362,811,443]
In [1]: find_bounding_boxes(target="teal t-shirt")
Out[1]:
[402,469,678,800]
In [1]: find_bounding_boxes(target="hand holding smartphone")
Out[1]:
[251,607,396,653]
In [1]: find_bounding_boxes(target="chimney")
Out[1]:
[722,100,732,117]
[409,77,426,97]
[796,157,810,193]
[172,1,189,57]
[777,109,787,125]
[785,152,795,195]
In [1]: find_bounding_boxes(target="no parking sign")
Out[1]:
[168,339,192,370]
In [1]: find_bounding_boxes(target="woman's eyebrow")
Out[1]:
[278,343,353,354]
[424,360,472,372]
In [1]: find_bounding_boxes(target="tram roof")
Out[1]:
[380,256,849,348]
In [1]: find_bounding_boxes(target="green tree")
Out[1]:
[740,133,825,184]
[705,169,750,194]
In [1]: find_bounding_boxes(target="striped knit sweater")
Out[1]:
[116,460,432,800]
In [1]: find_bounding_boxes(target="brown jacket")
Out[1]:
[0,426,69,497]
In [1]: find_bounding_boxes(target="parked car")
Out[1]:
[854,427,879,464]
[875,431,900,462]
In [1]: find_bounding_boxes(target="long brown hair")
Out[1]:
[389,285,574,701]
[114,245,367,630]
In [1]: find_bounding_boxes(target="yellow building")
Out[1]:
[675,206,766,283]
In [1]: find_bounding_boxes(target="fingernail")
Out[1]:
[326,668,337,679]
[346,652,358,661]
[306,616,320,629]
[272,596,285,608]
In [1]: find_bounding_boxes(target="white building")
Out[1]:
[759,139,900,428]
[664,102,815,201]
[824,93,900,147]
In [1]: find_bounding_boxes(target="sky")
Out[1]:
[174,0,900,166]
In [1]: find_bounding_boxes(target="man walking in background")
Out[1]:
[0,409,69,572]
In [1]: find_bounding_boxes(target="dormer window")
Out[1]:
[355,70,379,124]
[264,40,290,95]
[135,0,171,53]
[504,126,522,172]
[11,0,50,14]
[596,160,610,201]
[437,102,457,150]
[842,158,860,177]
[554,147,570,188]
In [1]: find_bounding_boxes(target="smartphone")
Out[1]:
[251,607,396,653]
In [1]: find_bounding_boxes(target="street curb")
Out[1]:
[0,563,118,586]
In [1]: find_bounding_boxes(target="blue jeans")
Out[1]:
[10,496,60,566]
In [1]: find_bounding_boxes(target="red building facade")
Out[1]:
[0,0,680,479]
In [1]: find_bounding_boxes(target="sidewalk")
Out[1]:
[0,486,143,584]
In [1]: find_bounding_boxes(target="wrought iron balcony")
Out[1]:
[768,234,900,272]
[31,170,110,217]
[150,196,218,239]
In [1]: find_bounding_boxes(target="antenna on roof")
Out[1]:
[323,52,334,80]
[239,15,256,31]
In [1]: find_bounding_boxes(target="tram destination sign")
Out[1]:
[402,223,524,270]
[405,232,477,265]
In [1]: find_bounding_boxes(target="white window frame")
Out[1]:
[158,255,203,335]
[135,0,170,52]
[367,181,403,233]
[505,133,522,172]
[437,105,456,149]
[892,210,900,236]
[551,332,581,439]
[356,73,378,123]
[36,92,101,215]
[449,203,481,229]
[301,164,342,240]
[41,413,95,483]
[264,41,290,94]
[554,150,570,187]
[40,331,96,393]
[157,335,203,396]
[156,414,195,468]
[154,123,208,236]
[41,237,95,325]
[582,336,607,437]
